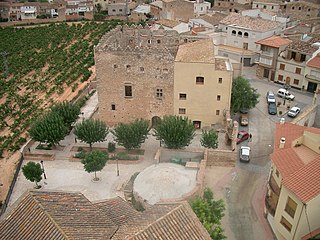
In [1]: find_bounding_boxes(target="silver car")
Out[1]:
[240,146,251,162]
[287,106,300,118]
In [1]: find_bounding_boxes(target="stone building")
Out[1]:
[160,0,194,21]
[95,25,180,126]
[95,25,234,127]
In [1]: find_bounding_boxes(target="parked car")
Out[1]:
[277,88,295,100]
[266,91,276,103]
[240,113,249,126]
[268,102,277,115]
[287,106,301,118]
[236,130,249,144]
[240,146,251,162]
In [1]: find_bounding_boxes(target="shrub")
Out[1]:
[108,142,116,153]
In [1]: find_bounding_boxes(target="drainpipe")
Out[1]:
[292,203,304,240]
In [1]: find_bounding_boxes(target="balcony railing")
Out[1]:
[269,175,280,196]
[265,196,276,217]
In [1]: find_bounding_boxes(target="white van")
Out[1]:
[277,88,295,100]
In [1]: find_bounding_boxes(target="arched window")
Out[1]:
[232,30,236,36]
[244,32,249,38]
[238,31,242,37]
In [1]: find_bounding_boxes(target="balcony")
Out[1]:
[269,175,280,196]
[260,50,274,57]
[265,195,277,216]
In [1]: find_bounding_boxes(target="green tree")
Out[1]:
[28,112,68,146]
[96,3,102,13]
[22,162,43,188]
[231,76,260,113]
[112,119,149,150]
[201,129,218,149]
[190,188,226,240]
[81,150,108,180]
[50,101,80,129]
[74,119,108,151]
[153,115,195,149]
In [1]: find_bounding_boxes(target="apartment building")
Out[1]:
[193,0,211,16]
[255,36,292,81]
[275,35,320,91]
[265,122,320,240]
[280,1,320,21]
[218,12,283,66]
[252,0,282,12]
[174,39,233,128]
[304,53,320,93]
[213,0,251,14]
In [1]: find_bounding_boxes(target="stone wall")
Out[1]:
[161,0,194,21]
[158,148,204,163]
[292,95,318,127]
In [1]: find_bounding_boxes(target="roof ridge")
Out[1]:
[29,192,70,239]
[129,204,184,238]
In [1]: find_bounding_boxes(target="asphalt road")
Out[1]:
[225,69,314,240]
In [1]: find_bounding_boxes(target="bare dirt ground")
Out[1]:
[0,67,96,204]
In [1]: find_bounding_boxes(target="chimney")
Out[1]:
[280,118,285,124]
[280,137,286,149]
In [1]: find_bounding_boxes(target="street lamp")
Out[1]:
[283,84,290,106]
[40,160,47,180]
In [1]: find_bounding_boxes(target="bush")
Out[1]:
[110,152,138,160]
[201,129,218,149]
[108,142,116,153]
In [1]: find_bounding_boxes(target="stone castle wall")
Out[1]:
[95,25,181,126]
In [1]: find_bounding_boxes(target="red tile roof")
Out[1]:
[271,123,320,203]
[255,36,292,48]
[307,53,320,69]
[1,192,211,239]
[283,157,320,203]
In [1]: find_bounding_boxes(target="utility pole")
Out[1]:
[0,51,9,79]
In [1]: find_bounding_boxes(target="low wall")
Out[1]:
[159,148,204,163]
[292,102,317,127]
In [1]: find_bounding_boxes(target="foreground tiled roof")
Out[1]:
[0,191,118,239]
[156,19,181,28]
[175,39,215,63]
[1,192,211,239]
[271,123,320,203]
[220,12,281,31]
[130,203,210,240]
[255,36,292,48]
[307,53,320,69]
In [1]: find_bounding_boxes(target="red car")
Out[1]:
[236,131,249,144]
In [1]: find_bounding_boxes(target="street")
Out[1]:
[223,68,314,240]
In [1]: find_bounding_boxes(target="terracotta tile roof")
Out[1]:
[220,12,281,31]
[283,157,320,203]
[199,13,227,26]
[255,36,292,48]
[271,123,320,203]
[253,0,282,3]
[287,40,319,54]
[130,203,211,240]
[156,19,180,28]
[1,192,211,239]
[307,53,320,69]
[175,39,215,63]
[0,191,118,240]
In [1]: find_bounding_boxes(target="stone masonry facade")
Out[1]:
[95,25,182,126]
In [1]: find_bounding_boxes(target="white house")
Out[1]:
[193,0,211,16]
[218,12,283,66]
[241,8,289,27]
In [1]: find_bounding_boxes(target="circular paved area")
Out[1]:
[133,163,197,205]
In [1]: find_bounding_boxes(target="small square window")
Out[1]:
[280,216,292,232]
[280,64,285,70]
[179,93,187,100]
[140,67,144,72]
[156,88,163,99]
[148,39,152,44]
[216,110,220,115]
[217,95,221,101]
[111,104,116,110]
[295,68,301,74]
[293,79,299,85]
[126,65,131,70]
[163,68,169,74]
[125,85,132,97]
[218,78,222,83]
[196,76,204,85]
[179,108,186,114]
[278,75,283,81]
[157,39,161,44]
[113,64,118,69]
